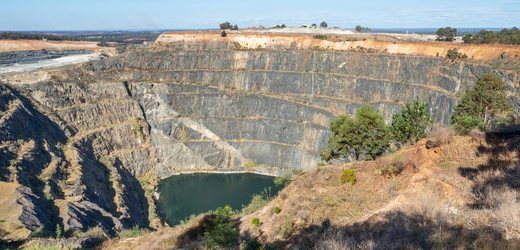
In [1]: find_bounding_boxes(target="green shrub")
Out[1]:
[179,214,199,226]
[221,31,227,37]
[119,224,145,238]
[204,205,239,248]
[340,169,356,185]
[274,173,292,186]
[317,162,326,167]
[390,96,433,147]
[274,207,281,214]
[451,73,512,132]
[244,237,263,250]
[378,154,405,175]
[71,226,107,239]
[55,224,62,239]
[291,168,304,176]
[29,227,48,238]
[45,193,54,200]
[321,105,390,161]
[446,48,468,59]
[278,217,295,239]
[453,115,486,133]
[243,188,272,215]
[251,218,259,226]
[314,34,327,40]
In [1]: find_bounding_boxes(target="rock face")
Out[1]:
[1,33,520,238]
[0,49,93,66]
[92,49,520,126]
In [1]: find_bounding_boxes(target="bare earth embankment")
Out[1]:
[0,40,101,52]
[156,30,520,61]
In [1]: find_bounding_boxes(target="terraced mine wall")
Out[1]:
[1,34,520,238]
[0,49,93,66]
[94,49,520,125]
[0,79,333,238]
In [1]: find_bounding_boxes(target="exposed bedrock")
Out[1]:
[94,50,520,125]
[0,78,334,236]
[2,43,520,236]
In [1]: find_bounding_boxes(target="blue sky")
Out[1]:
[1,0,519,31]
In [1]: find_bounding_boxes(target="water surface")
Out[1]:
[157,173,282,226]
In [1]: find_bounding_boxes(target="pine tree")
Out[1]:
[321,105,390,161]
[390,96,434,147]
[451,73,513,132]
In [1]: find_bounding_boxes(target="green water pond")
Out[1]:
[157,173,282,226]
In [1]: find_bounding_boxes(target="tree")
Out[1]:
[355,25,371,33]
[204,205,239,247]
[220,22,232,30]
[220,22,238,30]
[321,105,390,161]
[460,27,520,45]
[312,23,317,27]
[446,48,468,60]
[390,96,434,147]
[221,31,227,37]
[436,27,457,42]
[320,21,328,28]
[451,73,513,132]
[462,34,475,44]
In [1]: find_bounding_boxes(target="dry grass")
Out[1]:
[238,162,411,245]
[310,134,520,249]
[69,226,107,239]
[428,125,457,146]
[99,133,520,250]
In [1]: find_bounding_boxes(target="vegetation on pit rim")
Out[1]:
[340,169,356,184]
[321,105,390,162]
[242,187,273,215]
[390,96,434,148]
[355,25,372,33]
[462,27,520,45]
[436,26,457,42]
[203,205,239,248]
[251,218,259,226]
[451,73,513,133]
[219,22,238,30]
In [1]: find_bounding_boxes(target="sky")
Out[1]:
[1,0,520,31]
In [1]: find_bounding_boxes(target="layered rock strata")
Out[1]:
[1,32,520,238]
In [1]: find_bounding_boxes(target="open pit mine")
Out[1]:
[0,31,520,240]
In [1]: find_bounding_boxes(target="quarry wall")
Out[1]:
[1,32,520,237]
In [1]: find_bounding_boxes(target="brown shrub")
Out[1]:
[376,154,406,176]
[70,226,107,238]
[428,126,456,146]
[468,128,486,143]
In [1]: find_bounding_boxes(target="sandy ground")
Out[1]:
[0,53,102,75]
[0,40,101,52]
[237,27,443,41]
[241,27,356,35]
